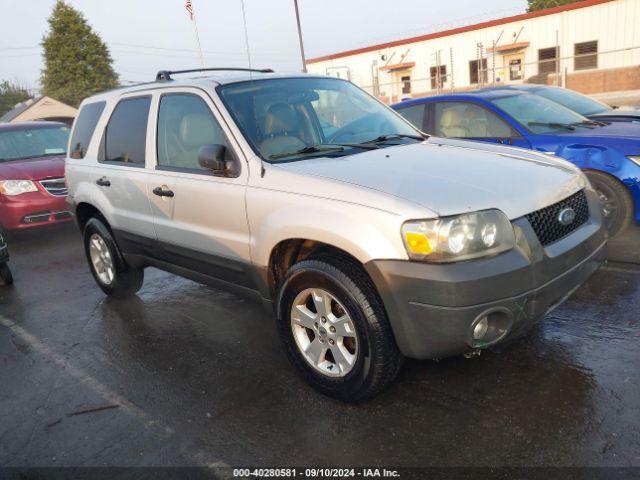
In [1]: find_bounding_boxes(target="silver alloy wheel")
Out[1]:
[89,234,115,285]
[290,288,358,378]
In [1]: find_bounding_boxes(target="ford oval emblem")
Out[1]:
[558,208,576,226]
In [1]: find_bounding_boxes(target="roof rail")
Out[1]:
[156,67,274,81]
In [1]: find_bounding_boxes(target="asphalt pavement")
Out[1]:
[1,224,639,473]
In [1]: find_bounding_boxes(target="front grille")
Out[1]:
[525,189,589,246]
[40,178,68,196]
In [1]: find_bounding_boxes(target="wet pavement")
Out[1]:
[1,224,639,470]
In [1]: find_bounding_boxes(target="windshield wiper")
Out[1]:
[365,133,428,144]
[570,120,606,128]
[528,121,575,131]
[267,143,380,160]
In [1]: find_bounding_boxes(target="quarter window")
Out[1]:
[434,102,512,139]
[69,101,105,159]
[156,94,232,171]
[102,97,151,166]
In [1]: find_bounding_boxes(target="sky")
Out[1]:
[0,0,527,92]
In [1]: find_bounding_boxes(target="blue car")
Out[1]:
[393,90,640,236]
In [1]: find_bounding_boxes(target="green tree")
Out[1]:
[0,81,31,117]
[527,0,585,12]
[40,1,118,107]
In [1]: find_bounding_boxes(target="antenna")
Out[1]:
[240,0,253,75]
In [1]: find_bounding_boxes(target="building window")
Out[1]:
[538,47,559,74]
[575,41,598,70]
[469,59,488,85]
[430,65,447,89]
[401,75,411,94]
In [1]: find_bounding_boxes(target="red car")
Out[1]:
[0,121,71,232]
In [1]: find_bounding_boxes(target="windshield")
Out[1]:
[490,93,589,134]
[532,86,610,116]
[0,125,70,162]
[217,77,421,162]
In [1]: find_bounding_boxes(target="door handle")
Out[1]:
[152,186,174,198]
[96,177,111,187]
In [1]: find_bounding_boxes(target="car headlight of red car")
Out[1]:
[0,180,39,196]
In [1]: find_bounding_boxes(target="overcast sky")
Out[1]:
[0,0,527,91]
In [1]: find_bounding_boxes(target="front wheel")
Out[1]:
[83,218,144,298]
[585,171,634,237]
[276,258,403,402]
[0,263,13,285]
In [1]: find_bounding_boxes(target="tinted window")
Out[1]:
[396,104,426,131]
[434,102,512,138]
[157,94,232,171]
[0,126,70,162]
[103,97,151,165]
[69,101,105,159]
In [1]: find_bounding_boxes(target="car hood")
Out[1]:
[0,155,66,181]
[276,138,586,220]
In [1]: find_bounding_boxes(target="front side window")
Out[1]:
[69,101,106,159]
[490,93,588,134]
[0,125,69,162]
[102,96,151,166]
[434,102,512,138]
[157,93,232,171]
[217,77,420,162]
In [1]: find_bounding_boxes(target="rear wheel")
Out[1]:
[585,171,634,237]
[0,263,13,285]
[276,257,403,402]
[83,218,144,298]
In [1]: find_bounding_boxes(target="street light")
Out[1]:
[293,0,307,72]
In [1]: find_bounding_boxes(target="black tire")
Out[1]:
[585,171,634,237]
[83,218,144,298]
[276,257,403,402]
[0,263,13,285]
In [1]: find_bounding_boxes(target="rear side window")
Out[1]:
[102,96,151,166]
[69,101,106,159]
[396,103,426,131]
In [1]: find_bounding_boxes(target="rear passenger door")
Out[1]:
[148,89,253,288]
[97,95,157,245]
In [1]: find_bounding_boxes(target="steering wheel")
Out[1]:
[327,115,389,144]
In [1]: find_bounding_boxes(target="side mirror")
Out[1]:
[198,144,237,176]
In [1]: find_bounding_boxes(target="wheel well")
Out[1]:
[267,239,366,297]
[75,203,105,231]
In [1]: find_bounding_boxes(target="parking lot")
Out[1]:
[1,223,639,470]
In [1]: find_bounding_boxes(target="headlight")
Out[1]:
[628,155,640,167]
[0,180,39,196]
[402,210,515,262]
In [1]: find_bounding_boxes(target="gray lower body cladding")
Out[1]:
[366,194,607,359]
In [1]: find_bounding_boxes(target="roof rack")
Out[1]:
[156,67,274,81]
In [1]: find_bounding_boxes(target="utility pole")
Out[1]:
[293,0,307,72]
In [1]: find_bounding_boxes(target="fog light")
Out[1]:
[473,317,489,340]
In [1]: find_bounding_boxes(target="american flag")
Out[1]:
[185,0,194,20]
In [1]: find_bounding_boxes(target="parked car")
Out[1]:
[0,121,72,233]
[483,84,640,123]
[0,231,12,285]
[66,70,606,401]
[393,90,640,236]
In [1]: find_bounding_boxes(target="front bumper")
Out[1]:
[365,189,607,359]
[0,191,72,231]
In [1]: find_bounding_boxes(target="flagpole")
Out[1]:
[293,0,307,73]
[187,0,205,69]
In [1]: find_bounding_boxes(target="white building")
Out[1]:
[306,0,640,104]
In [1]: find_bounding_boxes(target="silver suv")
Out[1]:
[66,69,606,401]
